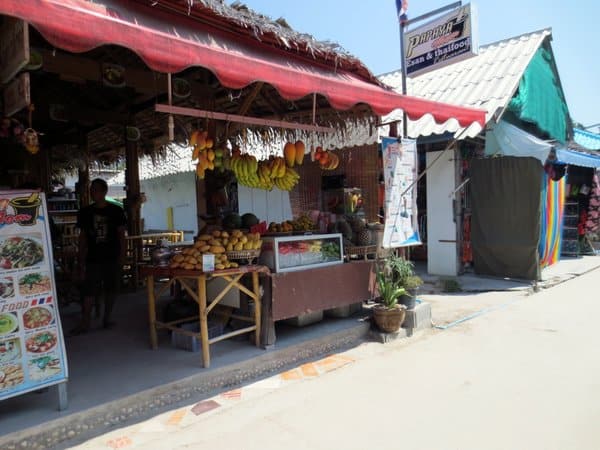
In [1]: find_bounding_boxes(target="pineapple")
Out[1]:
[355,229,372,246]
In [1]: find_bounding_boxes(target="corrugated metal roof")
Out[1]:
[574,128,600,150]
[379,28,551,139]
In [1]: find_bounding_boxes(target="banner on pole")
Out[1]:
[382,137,421,248]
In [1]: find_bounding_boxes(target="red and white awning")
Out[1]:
[1,0,486,127]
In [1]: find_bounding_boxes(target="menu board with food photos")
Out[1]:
[0,190,68,401]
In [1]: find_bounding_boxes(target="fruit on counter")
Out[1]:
[241,213,259,229]
[349,215,367,232]
[284,142,296,168]
[169,242,236,271]
[222,213,242,230]
[224,230,263,251]
[169,229,262,270]
[268,221,294,233]
[267,215,316,233]
[355,229,373,246]
[294,140,306,166]
[321,241,341,259]
[291,215,316,231]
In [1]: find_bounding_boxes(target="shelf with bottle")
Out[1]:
[47,197,79,212]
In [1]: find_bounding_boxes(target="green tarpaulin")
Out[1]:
[508,47,569,143]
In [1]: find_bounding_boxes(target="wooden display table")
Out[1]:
[140,265,269,368]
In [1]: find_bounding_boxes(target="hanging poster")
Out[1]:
[0,190,68,401]
[382,137,421,248]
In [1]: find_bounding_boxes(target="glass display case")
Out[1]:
[260,233,343,273]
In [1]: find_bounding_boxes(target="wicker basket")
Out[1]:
[226,249,261,265]
[345,245,377,260]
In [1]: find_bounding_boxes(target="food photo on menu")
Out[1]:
[23,306,54,330]
[0,234,45,271]
[28,354,62,381]
[0,312,19,336]
[0,276,15,299]
[25,331,57,354]
[18,272,52,297]
[0,363,25,390]
[0,337,22,364]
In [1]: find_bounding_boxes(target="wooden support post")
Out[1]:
[77,162,90,208]
[125,130,142,285]
[252,272,261,348]
[260,276,276,348]
[147,274,158,350]
[198,274,210,368]
[124,132,141,237]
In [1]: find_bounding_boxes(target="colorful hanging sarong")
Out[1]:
[539,172,566,267]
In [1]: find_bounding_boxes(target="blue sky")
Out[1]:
[232,1,600,130]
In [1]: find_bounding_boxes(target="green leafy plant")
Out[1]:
[375,257,406,308]
[387,253,415,286]
[403,275,423,290]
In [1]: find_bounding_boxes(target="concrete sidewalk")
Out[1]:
[417,255,600,294]
[418,255,600,328]
[1,255,598,449]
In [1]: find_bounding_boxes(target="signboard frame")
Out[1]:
[382,137,421,248]
[0,190,69,403]
[404,3,478,77]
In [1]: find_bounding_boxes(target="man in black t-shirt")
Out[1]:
[73,178,127,334]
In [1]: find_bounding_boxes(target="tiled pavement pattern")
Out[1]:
[72,354,356,450]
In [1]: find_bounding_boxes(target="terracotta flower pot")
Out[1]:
[372,304,407,333]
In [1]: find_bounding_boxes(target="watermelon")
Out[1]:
[241,213,259,229]
[222,213,242,230]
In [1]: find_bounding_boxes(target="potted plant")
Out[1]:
[401,275,423,310]
[372,257,407,333]
[388,254,414,285]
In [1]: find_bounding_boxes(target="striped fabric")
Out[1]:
[539,172,566,267]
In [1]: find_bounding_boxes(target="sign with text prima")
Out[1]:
[404,3,478,77]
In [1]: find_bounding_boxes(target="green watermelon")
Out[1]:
[223,213,242,230]
[241,213,260,229]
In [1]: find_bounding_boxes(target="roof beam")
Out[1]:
[155,104,334,133]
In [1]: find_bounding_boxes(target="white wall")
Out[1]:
[138,174,292,239]
[426,150,459,276]
[237,186,293,224]
[141,172,197,239]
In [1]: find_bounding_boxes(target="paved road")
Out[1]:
[73,270,600,450]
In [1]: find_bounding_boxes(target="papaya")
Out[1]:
[284,142,296,168]
[294,140,305,165]
[189,130,200,147]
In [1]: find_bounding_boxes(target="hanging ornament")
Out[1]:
[23,104,40,154]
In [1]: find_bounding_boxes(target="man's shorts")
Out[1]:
[82,261,120,297]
